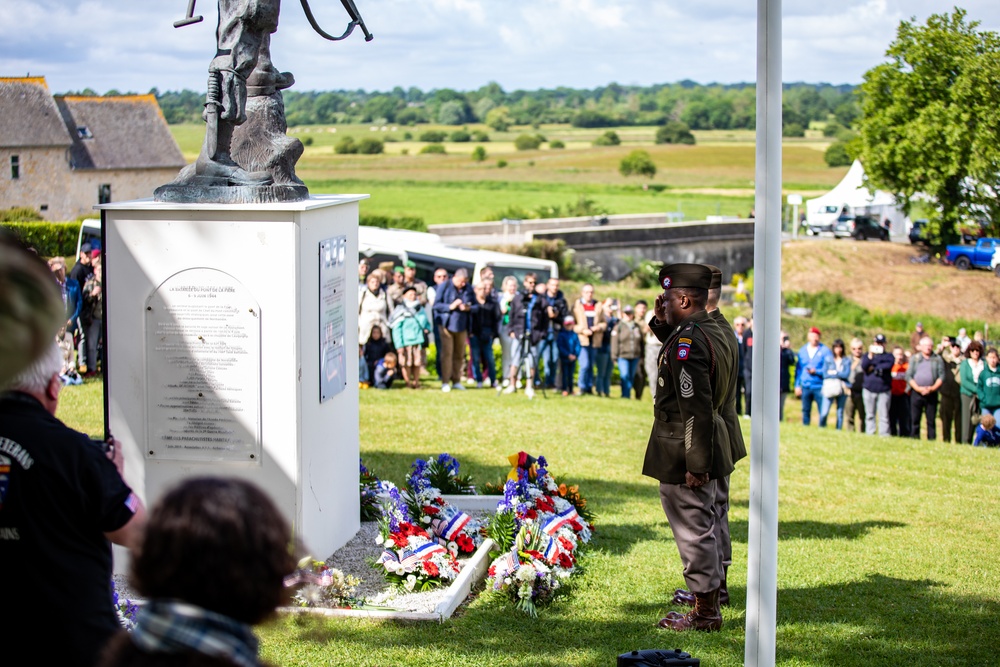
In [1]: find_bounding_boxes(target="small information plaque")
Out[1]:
[319,235,348,402]
[144,268,262,462]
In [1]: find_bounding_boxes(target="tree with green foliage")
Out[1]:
[437,100,467,125]
[655,120,695,145]
[334,136,357,154]
[418,130,447,142]
[619,150,656,179]
[593,130,621,146]
[824,141,853,167]
[449,129,471,142]
[514,134,543,151]
[858,8,1000,242]
[471,146,487,162]
[485,106,513,132]
[356,137,384,154]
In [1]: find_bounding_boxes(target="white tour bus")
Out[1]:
[358,226,558,286]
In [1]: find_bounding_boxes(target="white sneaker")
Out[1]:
[466,377,476,386]
[502,379,510,388]
[452,382,466,390]
[525,386,535,400]
[442,384,451,393]
[516,380,523,389]
[502,385,516,395]
[476,381,484,388]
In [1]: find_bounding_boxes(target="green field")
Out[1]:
[169,123,844,225]
[57,381,1000,667]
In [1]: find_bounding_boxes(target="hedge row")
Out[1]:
[3,215,426,257]
[2,221,82,257]
[359,214,427,232]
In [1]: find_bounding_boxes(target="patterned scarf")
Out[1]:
[131,600,260,667]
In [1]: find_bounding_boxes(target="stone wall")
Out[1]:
[65,168,180,219]
[0,145,179,220]
[0,147,75,220]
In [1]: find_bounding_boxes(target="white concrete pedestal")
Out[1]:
[101,195,365,560]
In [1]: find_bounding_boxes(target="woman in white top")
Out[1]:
[359,270,393,345]
[497,276,519,385]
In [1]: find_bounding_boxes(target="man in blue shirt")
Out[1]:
[794,326,833,426]
[431,268,474,392]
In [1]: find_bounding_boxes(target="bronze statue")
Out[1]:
[155,0,372,203]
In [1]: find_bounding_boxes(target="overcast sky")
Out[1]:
[2,1,998,95]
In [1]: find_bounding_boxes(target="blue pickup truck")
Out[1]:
[943,237,1000,270]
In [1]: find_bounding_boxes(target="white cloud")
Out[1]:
[2,0,999,93]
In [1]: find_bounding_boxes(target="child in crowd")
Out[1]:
[889,346,910,437]
[557,315,580,396]
[359,345,370,389]
[56,327,81,385]
[363,324,392,385]
[373,351,397,389]
[973,413,1000,447]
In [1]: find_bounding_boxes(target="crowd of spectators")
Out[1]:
[44,244,104,385]
[357,258,999,442]
[780,322,999,445]
[357,260,657,400]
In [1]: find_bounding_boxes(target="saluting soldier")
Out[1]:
[643,263,733,632]
[670,265,746,611]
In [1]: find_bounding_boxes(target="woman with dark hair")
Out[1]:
[100,477,296,667]
[959,341,985,444]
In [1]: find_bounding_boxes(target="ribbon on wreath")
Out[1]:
[431,506,471,542]
[541,505,580,536]
[378,541,446,571]
[506,451,538,481]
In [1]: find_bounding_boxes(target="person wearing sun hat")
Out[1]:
[669,264,743,612]
[794,325,833,426]
[643,263,732,632]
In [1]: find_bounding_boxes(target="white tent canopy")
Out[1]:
[805,160,909,232]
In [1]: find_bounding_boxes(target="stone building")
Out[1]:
[0,76,186,220]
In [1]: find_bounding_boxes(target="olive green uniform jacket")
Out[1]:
[707,309,748,465]
[642,309,734,485]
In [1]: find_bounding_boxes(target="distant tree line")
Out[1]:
[142,81,859,133]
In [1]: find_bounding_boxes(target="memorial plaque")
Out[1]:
[145,269,262,462]
[319,235,348,402]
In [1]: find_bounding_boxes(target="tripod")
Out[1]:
[500,332,547,399]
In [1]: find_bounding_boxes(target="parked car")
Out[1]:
[805,217,836,235]
[992,247,1000,278]
[833,215,889,241]
[909,219,928,245]
[943,237,1000,271]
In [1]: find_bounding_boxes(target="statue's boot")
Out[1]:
[657,588,723,632]
[196,154,273,187]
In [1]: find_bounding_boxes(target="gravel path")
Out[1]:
[115,518,488,616]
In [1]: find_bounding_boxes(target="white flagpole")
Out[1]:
[746,0,781,665]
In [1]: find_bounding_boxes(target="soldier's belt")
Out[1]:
[654,409,683,424]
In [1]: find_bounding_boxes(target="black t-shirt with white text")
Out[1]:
[0,392,136,667]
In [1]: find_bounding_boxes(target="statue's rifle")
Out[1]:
[299,0,374,42]
[172,0,371,43]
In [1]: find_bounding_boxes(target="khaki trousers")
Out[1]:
[439,328,468,385]
[659,480,722,594]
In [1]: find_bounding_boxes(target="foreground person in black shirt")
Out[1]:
[0,344,146,667]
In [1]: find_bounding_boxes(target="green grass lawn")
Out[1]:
[168,122,844,225]
[57,380,1000,666]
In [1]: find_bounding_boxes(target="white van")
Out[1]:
[358,226,557,285]
[77,218,102,258]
